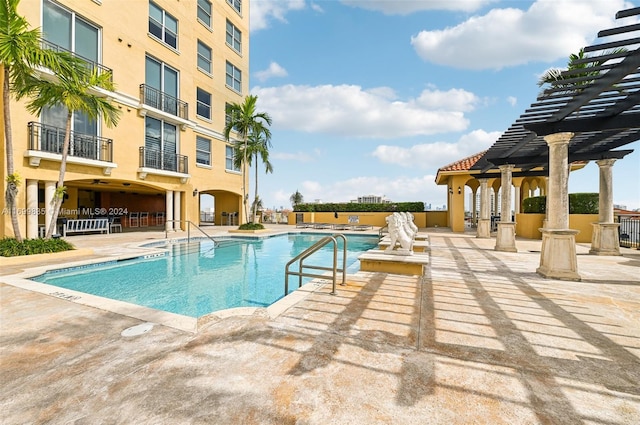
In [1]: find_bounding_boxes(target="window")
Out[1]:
[145,117,178,171]
[196,136,211,166]
[227,0,241,14]
[196,88,211,119]
[42,1,99,138]
[225,61,242,93]
[43,0,100,70]
[149,2,178,49]
[225,20,242,53]
[225,102,239,132]
[145,56,180,115]
[197,0,212,27]
[226,145,239,171]
[197,40,212,74]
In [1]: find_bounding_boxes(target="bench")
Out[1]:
[63,218,109,236]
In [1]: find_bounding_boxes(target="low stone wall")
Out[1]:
[515,213,599,242]
[287,211,450,228]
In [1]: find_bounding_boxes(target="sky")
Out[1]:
[244,0,640,211]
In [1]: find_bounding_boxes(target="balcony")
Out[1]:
[41,39,113,81]
[139,84,188,120]
[138,146,189,183]
[26,122,116,175]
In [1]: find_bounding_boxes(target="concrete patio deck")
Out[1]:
[1,226,639,424]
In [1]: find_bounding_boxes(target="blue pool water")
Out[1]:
[33,233,377,318]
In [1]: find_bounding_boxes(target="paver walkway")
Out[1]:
[1,229,639,424]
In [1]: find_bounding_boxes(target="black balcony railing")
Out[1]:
[618,215,639,249]
[40,39,113,81]
[139,84,189,120]
[28,122,113,162]
[139,146,188,174]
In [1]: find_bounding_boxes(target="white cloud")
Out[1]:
[254,62,288,82]
[310,2,324,13]
[506,96,517,107]
[252,84,478,138]
[271,150,318,162]
[339,0,496,15]
[371,129,501,169]
[410,0,626,70]
[250,0,306,32]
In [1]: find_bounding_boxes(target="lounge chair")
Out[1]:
[353,224,373,231]
[313,223,333,229]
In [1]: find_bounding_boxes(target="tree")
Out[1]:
[0,0,77,241]
[223,95,272,224]
[290,190,303,209]
[233,121,273,221]
[19,66,121,238]
[538,47,627,95]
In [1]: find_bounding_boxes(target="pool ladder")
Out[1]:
[285,234,347,296]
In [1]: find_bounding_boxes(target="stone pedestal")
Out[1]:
[537,229,581,281]
[477,219,491,238]
[495,222,517,252]
[589,223,621,256]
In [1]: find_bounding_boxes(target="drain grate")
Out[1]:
[121,322,154,337]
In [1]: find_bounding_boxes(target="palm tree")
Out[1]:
[538,47,627,95]
[0,0,78,241]
[19,67,121,238]
[290,190,303,209]
[233,122,273,222]
[223,95,272,224]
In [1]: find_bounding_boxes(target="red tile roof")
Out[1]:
[437,150,487,173]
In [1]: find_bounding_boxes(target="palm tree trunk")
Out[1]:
[242,135,249,223]
[45,111,72,238]
[3,67,23,242]
[253,153,259,221]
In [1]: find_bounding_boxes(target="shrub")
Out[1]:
[0,237,75,257]
[569,193,599,214]
[294,202,425,213]
[238,222,265,230]
[523,196,546,213]
[522,193,599,214]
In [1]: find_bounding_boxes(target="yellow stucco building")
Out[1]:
[1,0,249,238]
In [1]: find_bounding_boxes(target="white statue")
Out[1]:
[385,213,414,255]
[402,212,418,236]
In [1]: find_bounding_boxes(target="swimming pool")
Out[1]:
[32,233,378,318]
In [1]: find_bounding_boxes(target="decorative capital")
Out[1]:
[543,132,574,146]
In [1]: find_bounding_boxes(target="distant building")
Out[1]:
[352,195,390,204]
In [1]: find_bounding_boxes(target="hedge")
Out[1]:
[294,202,425,213]
[522,193,599,214]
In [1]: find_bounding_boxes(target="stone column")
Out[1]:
[44,181,56,235]
[495,164,517,252]
[513,181,522,215]
[165,190,174,232]
[537,132,580,280]
[472,187,478,228]
[476,179,491,238]
[26,179,39,239]
[173,191,182,231]
[590,159,620,255]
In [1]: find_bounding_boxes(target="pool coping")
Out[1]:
[2,232,370,333]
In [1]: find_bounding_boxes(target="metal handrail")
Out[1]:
[164,219,218,247]
[379,225,388,240]
[285,234,347,296]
